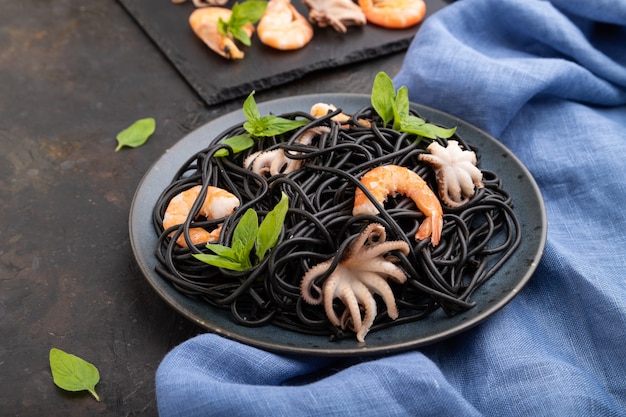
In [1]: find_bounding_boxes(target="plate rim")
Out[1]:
[129,93,547,356]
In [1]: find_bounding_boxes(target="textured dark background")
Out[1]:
[0,0,448,415]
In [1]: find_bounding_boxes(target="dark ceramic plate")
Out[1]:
[129,94,546,356]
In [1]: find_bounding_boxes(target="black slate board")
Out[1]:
[117,0,450,105]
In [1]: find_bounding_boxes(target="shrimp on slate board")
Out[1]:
[358,0,426,29]
[257,0,314,50]
[189,7,255,59]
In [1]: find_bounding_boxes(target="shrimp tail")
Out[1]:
[416,209,442,246]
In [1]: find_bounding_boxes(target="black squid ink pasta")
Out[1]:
[152,104,521,341]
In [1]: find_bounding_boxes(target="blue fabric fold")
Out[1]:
[156,1,626,415]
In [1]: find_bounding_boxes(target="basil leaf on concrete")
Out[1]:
[115,117,155,151]
[49,348,100,401]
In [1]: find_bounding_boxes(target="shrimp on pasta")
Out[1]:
[353,165,443,246]
[163,185,240,248]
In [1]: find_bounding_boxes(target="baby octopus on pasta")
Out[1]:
[300,223,409,342]
[418,140,484,208]
[244,126,329,177]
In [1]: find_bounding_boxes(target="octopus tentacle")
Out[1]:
[358,240,410,260]
[329,277,363,330]
[359,271,400,318]
[300,259,333,305]
[351,280,378,342]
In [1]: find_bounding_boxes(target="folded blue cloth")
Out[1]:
[156,0,626,415]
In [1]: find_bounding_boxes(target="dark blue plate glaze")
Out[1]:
[129,94,546,356]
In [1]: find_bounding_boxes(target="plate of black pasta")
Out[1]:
[129,93,546,356]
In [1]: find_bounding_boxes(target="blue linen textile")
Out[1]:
[155,0,626,415]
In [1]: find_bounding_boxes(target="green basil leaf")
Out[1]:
[242,92,307,137]
[256,192,289,261]
[230,25,252,46]
[428,124,457,139]
[233,208,258,264]
[400,115,457,139]
[400,116,436,139]
[115,117,155,151]
[230,1,268,27]
[192,254,248,271]
[393,86,410,130]
[231,238,245,254]
[233,208,258,246]
[244,118,268,136]
[371,72,396,126]
[256,115,308,136]
[243,91,261,123]
[205,243,238,258]
[219,1,267,45]
[230,239,252,268]
[400,114,425,128]
[243,119,257,135]
[214,134,255,157]
[395,86,410,116]
[49,348,100,401]
[217,17,229,37]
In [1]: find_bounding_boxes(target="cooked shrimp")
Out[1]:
[163,185,240,248]
[352,165,443,245]
[357,0,426,29]
[257,0,314,50]
[189,7,255,59]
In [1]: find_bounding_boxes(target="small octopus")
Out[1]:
[244,126,329,177]
[300,223,409,342]
[418,140,484,208]
[302,0,367,33]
